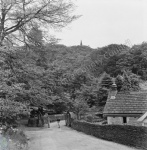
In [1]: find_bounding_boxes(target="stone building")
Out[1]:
[103,83,147,126]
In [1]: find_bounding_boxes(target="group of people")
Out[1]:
[29,106,45,127]
[29,106,61,128]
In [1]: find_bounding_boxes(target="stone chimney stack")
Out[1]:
[109,78,117,99]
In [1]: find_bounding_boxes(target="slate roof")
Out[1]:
[103,91,147,116]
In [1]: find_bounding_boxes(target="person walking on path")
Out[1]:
[37,106,45,127]
[46,113,50,128]
[57,118,60,128]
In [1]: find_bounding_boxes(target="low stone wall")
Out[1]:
[48,114,65,122]
[27,114,65,126]
[71,120,147,150]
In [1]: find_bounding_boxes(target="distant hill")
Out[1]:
[44,44,96,72]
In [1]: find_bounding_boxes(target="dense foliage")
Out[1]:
[1,41,147,116]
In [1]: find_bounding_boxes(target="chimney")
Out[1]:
[108,78,117,99]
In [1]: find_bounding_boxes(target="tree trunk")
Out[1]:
[77,113,80,120]
[0,34,5,46]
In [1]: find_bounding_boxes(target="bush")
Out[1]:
[1,126,28,150]
[71,121,147,150]
[85,115,93,122]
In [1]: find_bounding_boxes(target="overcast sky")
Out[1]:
[55,0,147,48]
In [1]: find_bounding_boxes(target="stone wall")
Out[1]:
[71,120,147,150]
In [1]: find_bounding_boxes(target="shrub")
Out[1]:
[1,126,28,150]
[85,115,93,122]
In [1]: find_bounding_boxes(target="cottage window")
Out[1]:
[123,117,127,123]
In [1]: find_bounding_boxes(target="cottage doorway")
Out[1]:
[123,117,127,124]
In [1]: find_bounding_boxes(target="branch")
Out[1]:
[1,0,78,44]
[5,3,13,14]
[5,18,23,31]
[5,1,50,35]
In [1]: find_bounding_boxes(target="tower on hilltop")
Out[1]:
[80,40,83,46]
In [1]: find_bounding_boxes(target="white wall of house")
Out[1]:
[127,117,138,125]
[107,117,122,124]
[107,116,140,125]
[142,119,147,127]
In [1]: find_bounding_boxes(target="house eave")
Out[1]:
[103,113,143,117]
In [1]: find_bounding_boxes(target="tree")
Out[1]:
[0,0,78,45]
[66,97,89,120]
[28,26,44,46]
[97,87,108,106]
[100,73,113,89]
[0,98,27,120]
[115,75,123,92]
[85,44,129,77]
[27,26,49,69]
[120,70,140,92]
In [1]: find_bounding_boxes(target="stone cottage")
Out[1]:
[103,83,147,125]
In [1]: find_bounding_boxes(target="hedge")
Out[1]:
[71,121,147,150]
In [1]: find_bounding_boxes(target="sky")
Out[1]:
[55,0,147,48]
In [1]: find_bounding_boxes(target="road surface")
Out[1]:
[24,121,137,150]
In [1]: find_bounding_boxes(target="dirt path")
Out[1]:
[24,121,137,150]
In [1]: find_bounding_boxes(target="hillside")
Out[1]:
[0,42,147,115]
